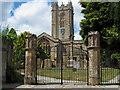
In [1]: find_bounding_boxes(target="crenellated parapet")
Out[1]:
[26,34,37,50]
[88,31,100,48]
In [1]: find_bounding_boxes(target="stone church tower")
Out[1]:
[51,2,74,41]
[38,1,86,69]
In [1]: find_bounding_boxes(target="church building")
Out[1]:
[37,2,87,69]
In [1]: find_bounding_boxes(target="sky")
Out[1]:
[0,0,84,40]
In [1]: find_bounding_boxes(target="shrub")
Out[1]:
[6,64,24,83]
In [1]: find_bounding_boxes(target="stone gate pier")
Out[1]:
[87,31,100,85]
[24,34,37,84]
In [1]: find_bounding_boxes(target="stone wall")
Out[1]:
[1,38,12,83]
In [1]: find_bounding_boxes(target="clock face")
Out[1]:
[61,29,65,34]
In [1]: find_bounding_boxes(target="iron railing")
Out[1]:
[100,49,120,85]
[37,46,88,85]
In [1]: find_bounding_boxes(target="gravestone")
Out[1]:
[44,59,52,69]
[73,61,80,70]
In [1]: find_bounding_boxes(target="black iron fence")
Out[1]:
[100,49,120,85]
[37,46,88,85]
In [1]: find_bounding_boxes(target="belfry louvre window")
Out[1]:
[60,21,64,27]
[60,13,65,27]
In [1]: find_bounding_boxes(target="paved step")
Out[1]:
[2,83,119,90]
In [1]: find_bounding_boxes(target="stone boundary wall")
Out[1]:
[1,38,12,83]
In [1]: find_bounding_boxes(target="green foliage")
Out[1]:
[1,26,9,36]
[6,64,24,83]
[8,28,17,47]
[101,49,120,67]
[110,2,120,31]
[109,2,120,49]
[111,53,120,62]
[1,26,24,83]
[13,31,30,69]
[36,43,50,60]
[1,27,17,47]
[80,2,120,49]
[1,27,51,82]
[13,31,50,69]
[8,28,17,41]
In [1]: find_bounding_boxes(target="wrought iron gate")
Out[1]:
[100,49,120,85]
[37,45,88,85]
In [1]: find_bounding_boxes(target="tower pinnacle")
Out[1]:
[68,0,73,8]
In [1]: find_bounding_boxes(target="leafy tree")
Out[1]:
[110,2,120,31]
[1,27,17,64]
[36,43,50,59]
[0,26,24,83]
[36,43,50,68]
[13,31,50,69]
[13,31,30,69]
[8,28,17,49]
[109,2,120,49]
[79,2,120,49]
[1,27,17,47]
[1,26,10,44]
[8,28,17,41]
[80,2,120,67]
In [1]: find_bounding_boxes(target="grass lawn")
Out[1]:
[37,68,88,82]
[100,67,120,82]
[37,67,120,82]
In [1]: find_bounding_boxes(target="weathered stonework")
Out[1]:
[24,34,37,84]
[67,41,74,68]
[37,2,87,69]
[44,59,52,69]
[52,2,74,40]
[87,31,100,85]
[2,38,12,83]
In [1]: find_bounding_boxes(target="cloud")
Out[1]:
[74,2,84,32]
[74,31,82,40]
[1,0,84,40]
[4,0,51,35]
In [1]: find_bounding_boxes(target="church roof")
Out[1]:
[37,32,60,42]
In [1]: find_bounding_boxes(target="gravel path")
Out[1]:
[108,75,120,83]
[21,72,87,85]
[37,75,87,85]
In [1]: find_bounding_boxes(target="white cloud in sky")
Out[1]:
[1,0,84,40]
[74,31,82,40]
[5,0,51,35]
